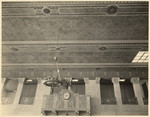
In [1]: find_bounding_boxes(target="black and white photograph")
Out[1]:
[1,1,148,116]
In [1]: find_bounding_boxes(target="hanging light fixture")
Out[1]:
[43,28,72,91]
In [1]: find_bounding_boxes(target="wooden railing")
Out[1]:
[101,97,117,105]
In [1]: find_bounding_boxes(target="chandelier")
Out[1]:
[43,28,75,91]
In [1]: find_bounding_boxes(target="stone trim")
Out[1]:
[131,77,140,84]
[84,78,89,84]
[111,77,120,84]
[18,78,25,84]
[37,78,42,84]
[95,77,100,84]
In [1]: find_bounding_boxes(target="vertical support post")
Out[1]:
[1,78,6,90]
[84,78,100,98]
[13,78,25,105]
[111,77,122,105]
[41,79,51,95]
[131,77,144,106]
[145,80,148,89]
[34,78,43,106]
[84,77,100,115]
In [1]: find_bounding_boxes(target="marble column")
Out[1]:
[131,77,144,106]
[13,78,25,105]
[111,77,122,105]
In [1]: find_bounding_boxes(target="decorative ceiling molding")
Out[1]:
[2,1,148,7]
[2,40,148,47]
[2,63,148,68]
[2,2,148,16]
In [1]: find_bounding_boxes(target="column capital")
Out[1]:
[64,77,72,82]
[131,77,140,84]
[84,78,89,84]
[18,78,25,84]
[111,77,120,84]
[95,77,100,84]
[37,78,42,84]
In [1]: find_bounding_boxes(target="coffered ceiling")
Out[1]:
[2,1,148,79]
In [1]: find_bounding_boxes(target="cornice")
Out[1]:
[2,63,148,68]
[2,40,148,47]
[2,2,148,16]
[2,1,148,7]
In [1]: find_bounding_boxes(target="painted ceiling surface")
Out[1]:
[2,1,148,79]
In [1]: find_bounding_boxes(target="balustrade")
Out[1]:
[19,97,34,105]
[122,97,138,105]
[101,97,117,105]
[143,98,148,105]
[1,97,14,104]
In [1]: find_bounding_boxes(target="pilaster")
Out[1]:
[84,77,101,115]
[111,77,122,105]
[1,78,6,91]
[13,78,25,105]
[131,77,144,106]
